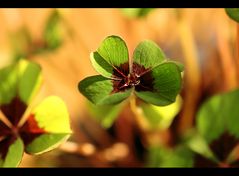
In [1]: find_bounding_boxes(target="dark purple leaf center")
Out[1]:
[112,62,154,93]
[194,132,239,167]
[0,97,46,160]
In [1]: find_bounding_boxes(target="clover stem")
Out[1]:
[129,94,149,131]
[0,109,12,128]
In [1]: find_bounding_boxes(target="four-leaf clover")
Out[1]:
[79,35,183,106]
[0,59,72,167]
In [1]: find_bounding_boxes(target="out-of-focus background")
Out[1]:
[0,8,239,167]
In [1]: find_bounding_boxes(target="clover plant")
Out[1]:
[78,35,184,107]
[0,59,72,167]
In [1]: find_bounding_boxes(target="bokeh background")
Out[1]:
[0,8,238,167]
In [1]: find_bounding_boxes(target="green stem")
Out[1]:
[129,95,148,131]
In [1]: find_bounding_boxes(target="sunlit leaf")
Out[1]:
[79,75,132,105]
[23,96,72,154]
[135,62,182,106]
[140,95,182,129]
[225,8,239,23]
[18,59,42,104]
[0,64,18,104]
[0,59,42,105]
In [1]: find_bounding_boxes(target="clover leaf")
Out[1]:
[0,59,72,167]
[79,35,183,106]
[225,8,239,23]
[194,89,239,166]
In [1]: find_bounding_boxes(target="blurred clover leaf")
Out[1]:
[193,89,239,166]
[225,8,239,23]
[0,59,72,167]
[11,10,65,61]
[146,144,194,167]
[79,35,183,106]
[43,10,64,51]
[87,101,125,128]
[121,8,155,18]
[140,95,182,130]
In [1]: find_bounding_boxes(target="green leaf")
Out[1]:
[225,8,239,23]
[44,10,63,50]
[133,40,166,70]
[135,62,182,106]
[0,64,18,104]
[88,102,125,128]
[90,52,114,78]
[24,96,72,154]
[146,145,194,167]
[196,94,225,143]
[196,89,239,143]
[140,95,182,130]
[0,59,42,105]
[78,75,132,105]
[0,137,24,167]
[24,134,69,155]
[18,59,42,104]
[168,60,184,72]
[97,35,129,68]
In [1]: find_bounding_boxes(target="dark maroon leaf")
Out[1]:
[0,135,17,160]
[0,96,27,127]
[132,62,150,77]
[0,121,11,138]
[112,62,154,93]
[19,114,46,146]
[194,153,218,167]
[209,132,238,162]
[135,71,154,92]
[112,62,129,79]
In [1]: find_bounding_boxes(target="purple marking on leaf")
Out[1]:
[20,114,46,146]
[112,62,129,79]
[135,71,154,92]
[112,62,154,93]
[209,132,238,162]
[0,135,17,160]
[0,96,27,127]
[132,62,150,77]
[194,153,218,167]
